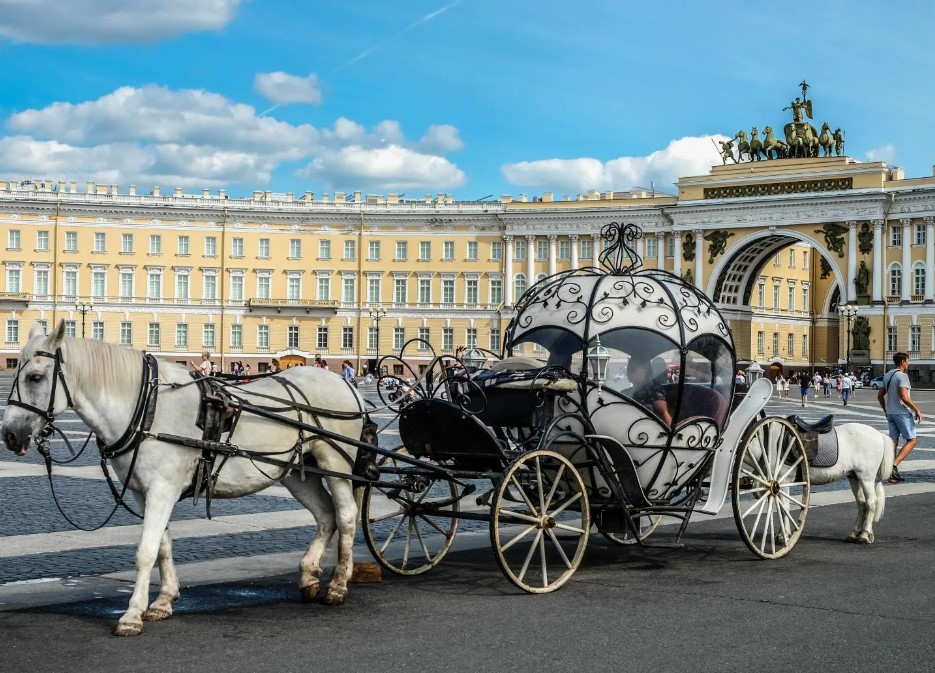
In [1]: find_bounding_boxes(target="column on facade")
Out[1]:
[871,220,883,303]
[694,229,704,290]
[570,234,579,270]
[592,233,600,266]
[526,235,535,286]
[548,235,557,276]
[635,234,644,264]
[656,232,665,270]
[846,220,858,303]
[672,232,682,277]
[901,218,912,302]
[504,235,514,306]
[925,217,934,303]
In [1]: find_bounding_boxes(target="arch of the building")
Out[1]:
[706,229,846,310]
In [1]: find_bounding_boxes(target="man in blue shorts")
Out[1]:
[877,352,923,483]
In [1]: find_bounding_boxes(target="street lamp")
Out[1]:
[74,298,94,338]
[368,308,387,373]
[838,303,858,376]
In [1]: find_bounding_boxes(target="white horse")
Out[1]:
[2,322,368,636]
[810,423,893,544]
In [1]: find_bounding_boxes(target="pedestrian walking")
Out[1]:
[822,373,831,397]
[878,352,923,483]
[840,372,852,405]
[775,374,786,398]
[799,372,810,407]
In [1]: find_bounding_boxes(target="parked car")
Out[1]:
[870,376,885,390]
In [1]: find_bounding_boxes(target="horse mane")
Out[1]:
[57,337,146,399]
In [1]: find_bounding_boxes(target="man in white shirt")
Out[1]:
[839,372,852,405]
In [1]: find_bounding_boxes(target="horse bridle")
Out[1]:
[7,347,74,440]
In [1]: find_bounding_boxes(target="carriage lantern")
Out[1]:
[745,361,764,383]
[586,335,610,387]
[463,347,487,370]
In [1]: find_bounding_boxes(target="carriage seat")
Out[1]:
[488,355,547,373]
[663,383,729,427]
[787,414,833,434]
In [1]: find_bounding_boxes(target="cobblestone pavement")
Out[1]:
[1,371,933,587]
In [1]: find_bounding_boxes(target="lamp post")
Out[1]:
[74,299,94,338]
[838,304,858,376]
[368,308,386,374]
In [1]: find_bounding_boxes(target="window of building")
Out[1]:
[666,236,675,258]
[788,249,795,268]
[773,252,781,266]
[514,240,526,261]
[802,251,809,270]
[887,325,898,352]
[891,225,902,247]
[204,274,217,302]
[177,235,189,255]
[317,275,331,301]
[64,231,78,252]
[367,277,381,303]
[394,278,407,304]
[93,232,105,253]
[802,286,809,311]
[757,330,765,355]
[443,241,455,260]
[176,272,191,301]
[418,278,431,304]
[466,327,477,348]
[344,240,356,260]
[204,236,217,257]
[258,238,270,258]
[465,278,478,305]
[772,332,779,355]
[257,325,269,349]
[287,326,299,349]
[914,263,926,296]
[342,326,354,349]
[490,241,502,260]
[148,322,160,347]
[466,241,478,261]
[889,263,902,296]
[231,237,244,257]
[490,328,501,352]
[5,319,19,344]
[203,324,216,348]
[5,267,20,293]
[342,276,356,304]
[802,334,808,358]
[149,235,162,255]
[36,230,49,251]
[787,332,794,356]
[787,285,795,310]
[558,240,570,260]
[119,270,134,300]
[287,276,301,301]
[442,278,455,304]
[7,230,20,250]
[147,270,162,301]
[367,327,378,350]
[490,278,502,305]
[757,282,765,307]
[288,239,301,259]
[91,269,106,297]
[643,238,654,259]
[514,274,527,299]
[176,323,189,347]
[230,324,243,348]
[368,240,380,260]
[393,327,405,350]
[536,240,548,260]
[33,268,48,296]
[916,222,927,246]
[772,284,780,308]
[910,325,920,352]
[419,241,431,260]
[257,274,270,300]
[442,327,454,352]
[319,240,331,260]
[418,327,430,347]
[116,321,131,346]
[395,241,407,260]
[122,233,134,253]
[64,321,76,338]
[63,269,77,297]
[317,326,328,350]
[229,274,244,302]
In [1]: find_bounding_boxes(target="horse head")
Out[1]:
[822,122,830,132]
[2,320,70,456]
[751,127,759,137]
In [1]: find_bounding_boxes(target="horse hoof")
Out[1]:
[324,588,347,606]
[300,581,320,603]
[114,622,143,637]
[143,607,172,622]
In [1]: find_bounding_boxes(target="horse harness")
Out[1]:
[787,414,839,468]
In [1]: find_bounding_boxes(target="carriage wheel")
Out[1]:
[731,417,810,559]
[361,449,459,575]
[490,449,589,593]
[601,513,663,545]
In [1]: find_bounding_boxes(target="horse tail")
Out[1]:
[874,431,895,522]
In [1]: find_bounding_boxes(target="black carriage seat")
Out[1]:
[787,414,833,434]
[662,383,730,428]
[398,398,506,471]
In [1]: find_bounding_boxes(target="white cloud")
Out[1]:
[502,135,728,194]
[1,85,466,192]
[254,72,322,106]
[866,144,896,164]
[0,0,243,45]
[415,125,464,154]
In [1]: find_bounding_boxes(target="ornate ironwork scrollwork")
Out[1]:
[598,221,643,273]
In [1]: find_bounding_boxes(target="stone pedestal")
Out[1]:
[849,349,870,364]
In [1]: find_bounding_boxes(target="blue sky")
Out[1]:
[0,0,932,200]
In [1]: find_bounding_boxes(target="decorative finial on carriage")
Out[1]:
[597,222,643,273]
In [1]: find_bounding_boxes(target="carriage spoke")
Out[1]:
[543,464,566,511]
[498,509,540,524]
[741,489,770,519]
[539,528,548,588]
[777,457,803,485]
[501,524,538,553]
[548,491,583,517]
[775,495,802,533]
[553,522,586,534]
[546,529,574,570]
[510,474,541,516]
[535,456,547,514]
[417,513,450,536]
[776,489,806,509]
[414,521,433,562]
[761,495,775,554]
[401,517,414,569]
[378,511,410,554]
[517,529,544,583]
[368,507,408,524]
[740,468,771,489]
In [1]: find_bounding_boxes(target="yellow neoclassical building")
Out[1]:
[3,155,935,384]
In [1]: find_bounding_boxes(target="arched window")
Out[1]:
[514,273,527,300]
[913,262,926,296]
[888,263,902,297]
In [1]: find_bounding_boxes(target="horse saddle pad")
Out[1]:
[786,414,838,467]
